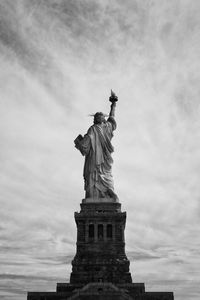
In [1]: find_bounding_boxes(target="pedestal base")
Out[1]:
[27,282,174,300]
[27,200,174,300]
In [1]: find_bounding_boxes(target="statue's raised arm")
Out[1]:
[107,89,118,130]
[74,91,118,202]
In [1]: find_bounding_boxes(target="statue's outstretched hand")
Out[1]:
[109,90,118,118]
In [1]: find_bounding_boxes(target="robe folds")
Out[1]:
[76,117,117,199]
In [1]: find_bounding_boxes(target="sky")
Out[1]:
[0,0,200,299]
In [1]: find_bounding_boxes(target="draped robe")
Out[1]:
[76,117,117,199]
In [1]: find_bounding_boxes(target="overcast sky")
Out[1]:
[0,1,200,299]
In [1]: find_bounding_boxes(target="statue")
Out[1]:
[74,90,118,201]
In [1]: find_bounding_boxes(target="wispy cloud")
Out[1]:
[0,1,200,299]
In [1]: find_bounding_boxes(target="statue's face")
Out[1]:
[94,113,105,124]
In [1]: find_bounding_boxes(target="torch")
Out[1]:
[109,90,118,103]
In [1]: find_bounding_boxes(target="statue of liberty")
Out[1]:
[74,91,118,201]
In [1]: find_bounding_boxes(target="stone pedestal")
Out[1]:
[70,201,132,285]
[27,199,174,300]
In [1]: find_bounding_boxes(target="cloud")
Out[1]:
[0,1,200,299]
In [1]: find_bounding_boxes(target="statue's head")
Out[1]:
[93,112,106,124]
